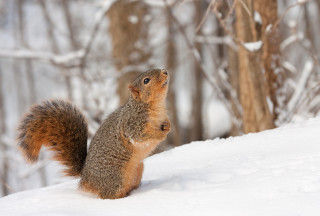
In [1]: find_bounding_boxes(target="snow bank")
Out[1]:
[1,117,320,216]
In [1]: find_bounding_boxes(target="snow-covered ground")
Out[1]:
[1,117,320,216]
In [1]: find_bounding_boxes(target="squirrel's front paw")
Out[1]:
[161,120,171,133]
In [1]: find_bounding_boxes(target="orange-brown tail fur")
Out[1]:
[17,99,88,177]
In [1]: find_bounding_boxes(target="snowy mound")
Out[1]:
[1,118,320,216]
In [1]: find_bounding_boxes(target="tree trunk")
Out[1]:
[215,1,242,136]
[40,0,73,101]
[17,0,36,104]
[61,0,78,50]
[227,26,241,136]
[166,8,181,147]
[255,0,281,120]
[108,0,151,105]
[191,0,204,141]
[61,0,77,100]
[108,0,150,70]
[235,0,274,133]
[0,63,9,196]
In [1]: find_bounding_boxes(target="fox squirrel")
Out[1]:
[18,68,170,199]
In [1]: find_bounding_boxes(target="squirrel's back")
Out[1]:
[18,99,88,176]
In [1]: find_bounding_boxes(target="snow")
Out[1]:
[204,100,231,138]
[266,96,273,113]
[287,60,313,113]
[128,15,139,24]
[243,41,263,52]
[297,0,309,3]
[254,11,262,25]
[282,61,298,74]
[265,24,273,33]
[143,0,176,7]
[0,49,85,67]
[1,117,320,215]
[280,32,304,51]
[288,20,297,29]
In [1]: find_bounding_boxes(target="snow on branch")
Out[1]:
[0,49,85,68]
[212,0,259,53]
[287,61,314,118]
[242,41,263,52]
[143,0,177,7]
[297,0,310,3]
[280,32,304,51]
[0,1,113,69]
[282,61,298,74]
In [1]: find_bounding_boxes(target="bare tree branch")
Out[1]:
[0,2,114,69]
[282,61,314,123]
[195,35,238,51]
[164,0,241,122]
[80,1,115,68]
[273,0,313,32]
[195,0,215,33]
[213,1,254,52]
[0,49,85,68]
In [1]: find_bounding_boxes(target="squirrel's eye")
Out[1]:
[143,78,150,84]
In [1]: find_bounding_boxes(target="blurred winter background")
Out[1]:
[0,0,319,197]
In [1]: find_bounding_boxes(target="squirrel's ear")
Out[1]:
[128,85,140,100]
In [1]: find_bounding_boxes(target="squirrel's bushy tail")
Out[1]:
[18,99,88,177]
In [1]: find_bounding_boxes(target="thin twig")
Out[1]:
[0,180,15,194]
[195,0,216,33]
[0,2,114,70]
[80,1,115,68]
[212,1,245,50]
[237,0,252,18]
[164,0,241,120]
[195,35,238,51]
[273,0,312,32]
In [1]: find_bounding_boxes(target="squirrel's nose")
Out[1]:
[161,69,168,75]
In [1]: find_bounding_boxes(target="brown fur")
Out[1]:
[18,100,88,177]
[17,69,170,199]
